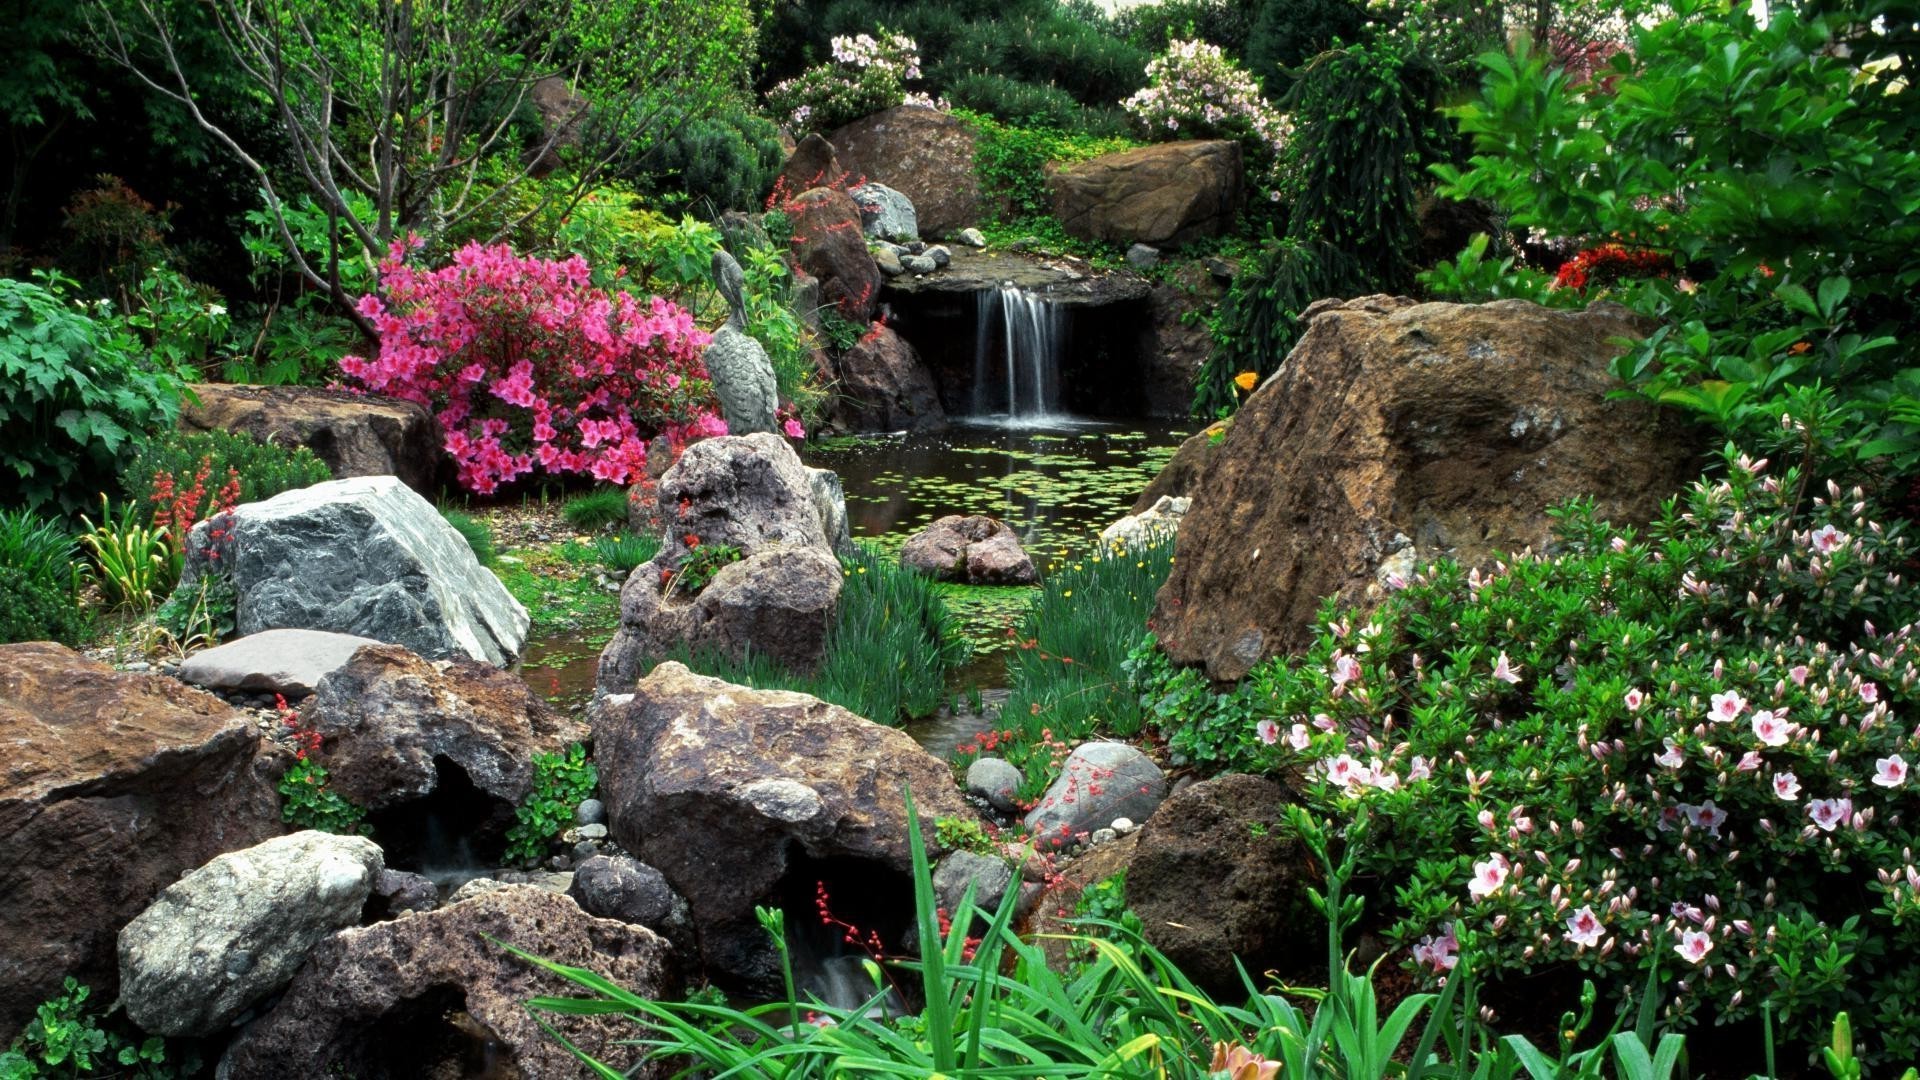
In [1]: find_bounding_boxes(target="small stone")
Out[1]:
[577,823,608,840]
[547,855,572,872]
[1090,827,1118,845]
[925,245,951,267]
[965,757,1024,815]
[574,798,606,826]
[1125,243,1161,270]
[1111,817,1137,834]
[875,246,905,277]
[574,841,600,861]
[957,228,987,248]
[901,254,938,274]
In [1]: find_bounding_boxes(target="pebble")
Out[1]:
[1090,828,1118,846]
[575,798,606,826]
[1111,817,1136,834]
[577,823,608,840]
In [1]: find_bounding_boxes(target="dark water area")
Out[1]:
[801,418,1189,558]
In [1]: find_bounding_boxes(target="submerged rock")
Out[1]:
[899,515,1036,585]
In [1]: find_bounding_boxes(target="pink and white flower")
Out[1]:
[1773,771,1801,801]
[1323,754,1370,788]
[1860,682,1881,704]
[1683,800,1728,837]
[1468,854,1511,899]
[1709,690,1748,723]
[1654,739,1685,769]
[1808,524,1849,554]
[1287,723,1312,751]
[1674,929,1714,964]
[1255,719,1281,746]
[1330,654,1362,687]
[1410,924,1459,973]
[1623,687,1645,711]
[1789,665,1810,687]
[1808,797,1853,832]
[1751,710,1795,747]
[1564,906,1605,948]
[1874,754,1909,788]
[1408,756,1433,781]
[1491,652,1523,685]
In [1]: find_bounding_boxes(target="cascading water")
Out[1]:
[972,286,1067,421]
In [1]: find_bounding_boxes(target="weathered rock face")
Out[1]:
[804,466,855,556]
[0,644,281,1039]
[705,326,781,436]
[567,855,696,955]
[777,132,845,196]
[833,324,948,433]
[178,475,530,667]
[878,245,1152,307]
[593,663,978,990]
[899,515,1036,585]
[1152,296,1704,679]
[1128,774,1311,994]
[828,107,981,238]
[789,187,882,323]
[218,886,674,1080]
[850,181,918,242]
[1138,263,1228,416]
[118,831,384,1037]
[598,435,842,687]
[176,628,382,699]
[305,643,587,810]
[181,384,442,494]
[1023,742,1167,850]
[1046,141,1243,248]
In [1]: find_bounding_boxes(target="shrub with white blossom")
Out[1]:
[765,31,946,136]
[1120,39,1291,199]
[1133,444,1920,1063]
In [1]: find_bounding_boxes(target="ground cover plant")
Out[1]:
[1132,443,1920,1064]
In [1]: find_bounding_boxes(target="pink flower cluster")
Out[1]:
[339,240,722,494]
[1121,39,1292,199]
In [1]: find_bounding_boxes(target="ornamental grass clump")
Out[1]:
[1135,444,1920,1063]
[340,240,724,495]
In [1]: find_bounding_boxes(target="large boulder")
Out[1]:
[899,515,1036,585]
[0,644,281,1038]
[176,628,382,699]
[1023,742,1167,851]
[598,434,842,687]
[829,106,982,238]
[1127,774,1312,995]
[850,182,918,242]
[789,187,882,323]
[118,831,384,1037]
[776,132,846,198]
[1132,424,1226,513]
[1046,141,1243,248]
[177,475,530,667]
[181,383,442,494]
[833,324,948,433]
[218,886,674,1080]
[303,643,587,811]
[1153,296,1704,679]
[593,663,978,990]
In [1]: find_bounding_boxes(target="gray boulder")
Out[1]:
[568,855,695,955]
[176,475,528,666]
[369,869,438,917]
[965,757,1024,815]
[934,850,1015,914]
[805,466,854,556]
[875,246,906,277]
[176,628,382,698]
[118,832,383,1037]
[1099,495,1190,552]
[957,228,987,248]
[850,182,918,242]
[900,515,1036,585]
[1024,742,1167,851]
[598,435,842,687]
[901,254,938,274]
[1126,243,1161,270]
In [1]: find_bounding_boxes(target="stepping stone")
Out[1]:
[178,628,382,698]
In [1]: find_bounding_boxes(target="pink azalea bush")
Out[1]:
[1134,445,1920,1062]
[766,32,947,135]
[1120,39,1291,199]
[340,240,724,494]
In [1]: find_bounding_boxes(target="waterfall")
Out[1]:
[972,286,1067,421]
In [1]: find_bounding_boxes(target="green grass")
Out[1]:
[998,535,1176,796]
[561,487,631,532]
[591,532,661,574]
[662,543,969,724]
[0,508,80,592]
[495,548,621,636]
[439,506,498,567]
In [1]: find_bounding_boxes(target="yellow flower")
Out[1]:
[1233,371,1259,392]
[1063,590,1072,597]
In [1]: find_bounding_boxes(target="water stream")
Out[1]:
[970,287,1068,422]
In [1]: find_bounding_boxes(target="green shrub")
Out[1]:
[634,105,786,213]
[0,566,89,647]
[1111,0,1259,55]
[997,536,1175,797]
[438,507,497,568]
[121,428,331,512]
[561,488,631,532]
[944,73,1131,136]
[0,509,80,595]
[1190,236,1356,418]
[961,110,1138,221]
[504,744,597,864]
[0,976,179,1079]
[1245,0,1366,90]
[1136,444,1920,1062]
[666,543,968,723]
[1433,0,1920,475]
[277,758,368,836]
[0,273,184,518]
[592,532,662,575]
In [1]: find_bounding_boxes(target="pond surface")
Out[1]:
[802,417,1189,558]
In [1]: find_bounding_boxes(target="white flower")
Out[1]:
[1286,723,1311,751]
[1564,905,1604,948]
[1808,524,1849,554]
[1709,690,1747,723]
[1773,771,1801,801]
[1255,718,1280,746]
[1490,651,1522,685]
[206,303,227,317]
[1654,739,1685,769]
[1674,929,1713,964]
[1751,710,1794,747]
[1468,854,1511,899]
[1808,797,1852,831]
[1874,754,1909,788]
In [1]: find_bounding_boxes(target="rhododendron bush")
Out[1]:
[1133,445,1920,1062]
[1122,39,1290,199]
[340,241,724,494]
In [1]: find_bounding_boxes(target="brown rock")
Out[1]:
[1132,424,1227,513]
[1152,296,1705,680]
[181,383,443,494]
[1128,774,1313,994]
[899,515,1036,585]
[593,663,978,990]
[1030,832,1138,973]
[788,187,882,322]
[1137,263,1227,417]
[0,644,280,1038]
[218,885,674,1080]
[833,324,947,433]
[1046,141,1243,248]
[827,106,982,238]
[777,132,846,199]
[305,643,587,810]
